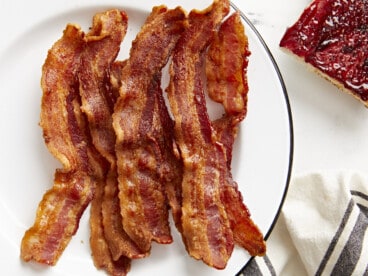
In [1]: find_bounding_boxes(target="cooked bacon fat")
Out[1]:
[90,174,131,276]
[76,10,148,267]
[206,12,266,256]
[20,23,106,265]
[206,12,250,120]
[21,1,266,274]
[79,10,128,165]
[112,6,186,253]
[166,0,237,269]
[102,170,147,261]
[21,11,131,275]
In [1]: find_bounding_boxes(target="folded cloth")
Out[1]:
[240,171,368,276]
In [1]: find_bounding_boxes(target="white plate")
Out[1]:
[0,1,293,275]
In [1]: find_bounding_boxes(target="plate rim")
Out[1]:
[230,1,294,274]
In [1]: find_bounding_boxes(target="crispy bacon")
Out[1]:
[156,86,184,233]
[112,6,186,253]
[110,61,127,104]
[90,175,131,276]
[102,170,147,260]
[20,24,107,265]
[206,12,266,256]
[113,74,173,252]
[206,12,249,122]
[76,9,146,270]
[79,10,128,165]
[94,59,147,262]
[22,3,265,273]
[166,0,234,269]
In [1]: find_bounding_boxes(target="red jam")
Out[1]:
[280,0,368,101]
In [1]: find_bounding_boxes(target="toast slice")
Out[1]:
[280,0,368,106]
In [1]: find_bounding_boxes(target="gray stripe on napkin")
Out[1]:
[330,211,368,275]
[358,204,368,216]
[351,190,368,201]
[240,258,263,276]
[240,254,276,276]
[315,199,355,276]
[263,254,276,276]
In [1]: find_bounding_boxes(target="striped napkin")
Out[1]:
[241,171,368,276]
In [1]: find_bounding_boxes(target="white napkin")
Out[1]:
[240,171,368,276]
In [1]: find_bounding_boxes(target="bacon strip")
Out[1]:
[206,12,266,256]
[78,10,144,264]
[112,6,186,253]
[148,72,185,234]
[79,10,128,165]
[90,175,131,276]
[156,87,184,233]
[166,0,234,269]
[102,170,147,260]
[95,59,147,261]
[206,12,249,121]
[20,24,107,265]
[76,10,146,271]
[110,61,127,104]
